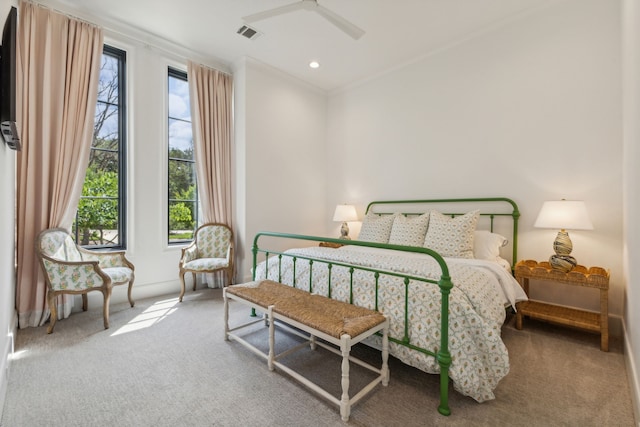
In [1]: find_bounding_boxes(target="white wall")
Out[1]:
[0,1,16,421]
[234,58,328,281]
[327,0,624,322]
[622,0,640,420]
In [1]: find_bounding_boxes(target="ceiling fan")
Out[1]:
[242,0,365,40]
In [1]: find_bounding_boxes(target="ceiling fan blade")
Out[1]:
[315,4,365,40]
[242,2,305,24]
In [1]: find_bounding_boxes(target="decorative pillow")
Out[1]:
[473,230,508,261]
[388,213,430,247]
[423,210,480,259]
[357,213,398,243]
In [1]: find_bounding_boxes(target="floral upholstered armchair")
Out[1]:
[36,228,135,334]
[179,223,234,302]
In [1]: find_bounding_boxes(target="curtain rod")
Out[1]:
[24,0,98,27]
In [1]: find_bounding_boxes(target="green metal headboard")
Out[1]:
[364,197,520,267]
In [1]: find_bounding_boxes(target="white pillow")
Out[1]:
[357,213,398,243]
[473,230,508,261]
[388,213,430,247]
[423,210,479,259]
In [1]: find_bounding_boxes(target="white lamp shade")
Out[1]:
[333,204,358,222]
[534,200,594,230]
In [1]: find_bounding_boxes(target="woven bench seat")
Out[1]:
[225,280,387,339]
[223,280,389,421]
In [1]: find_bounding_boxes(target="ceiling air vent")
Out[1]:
[237,25,261,40]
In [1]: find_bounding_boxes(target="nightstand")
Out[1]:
[319,241,344,248]
[514,260,610,351]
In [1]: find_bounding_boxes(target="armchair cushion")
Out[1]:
[196,226,232,259]
[102,267,134,284]
[183,258,230,272]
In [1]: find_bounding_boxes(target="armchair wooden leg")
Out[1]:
[47,292,57,334]
[103,288,112,329]
[179,272,186,302]
[192,272,197,291]
[127,278,135,307]
[82,293,88,311]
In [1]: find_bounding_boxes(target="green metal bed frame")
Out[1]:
[251,197,520,416]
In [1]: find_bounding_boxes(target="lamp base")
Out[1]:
[339,222,351,240]
[549,254,577,272]
[553,230,573,256]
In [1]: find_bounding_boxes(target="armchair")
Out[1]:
[36,228,135,333]
[179,223,234,302]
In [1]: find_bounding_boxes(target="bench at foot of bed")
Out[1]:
[223,279,390,422]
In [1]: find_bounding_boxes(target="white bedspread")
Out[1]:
[253,245,527,402]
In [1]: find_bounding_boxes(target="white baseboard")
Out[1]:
[0,310,17,422]
[623,321,640,426]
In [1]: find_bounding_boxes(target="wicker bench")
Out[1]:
[223,280,389,421]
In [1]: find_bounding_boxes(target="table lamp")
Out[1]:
[333,204,358,239]
[534,200,593,272]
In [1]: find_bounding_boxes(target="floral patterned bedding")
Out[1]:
[253,244,526,402]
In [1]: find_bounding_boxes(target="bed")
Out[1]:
[250,198,527,415]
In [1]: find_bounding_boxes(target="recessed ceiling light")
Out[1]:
[309,61,320,69]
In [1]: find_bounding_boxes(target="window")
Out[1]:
[73,45,126,249]
[168,68,198,244]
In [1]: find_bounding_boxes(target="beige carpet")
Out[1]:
[1,288,635,427]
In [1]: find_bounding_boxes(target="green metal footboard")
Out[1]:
[252,232,454,416]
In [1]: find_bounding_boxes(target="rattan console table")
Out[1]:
[514,260,610,351]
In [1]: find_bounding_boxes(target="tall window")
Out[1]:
[168,68,198,244]
[73,45,126,248]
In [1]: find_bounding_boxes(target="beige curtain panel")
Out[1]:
[16,0,103,328]
[187,61,233,225]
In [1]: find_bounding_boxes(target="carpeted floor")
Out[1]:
[1,288,635,427]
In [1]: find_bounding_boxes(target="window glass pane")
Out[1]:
[97,55,119,104]
[169,159,196,198]
[94,104,119,145]
[88,150,119,176]
[75,198,119,246]
[168,118,193,156]
[169,200,196,242]
[168,77,191,121]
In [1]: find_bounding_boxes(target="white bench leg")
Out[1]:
[340,334,351,422]
[223,289,230,341]
[310,334,317,350]
[268,305,275,371]
[382,320,390,386]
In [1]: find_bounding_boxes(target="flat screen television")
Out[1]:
[0,6,20,151]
